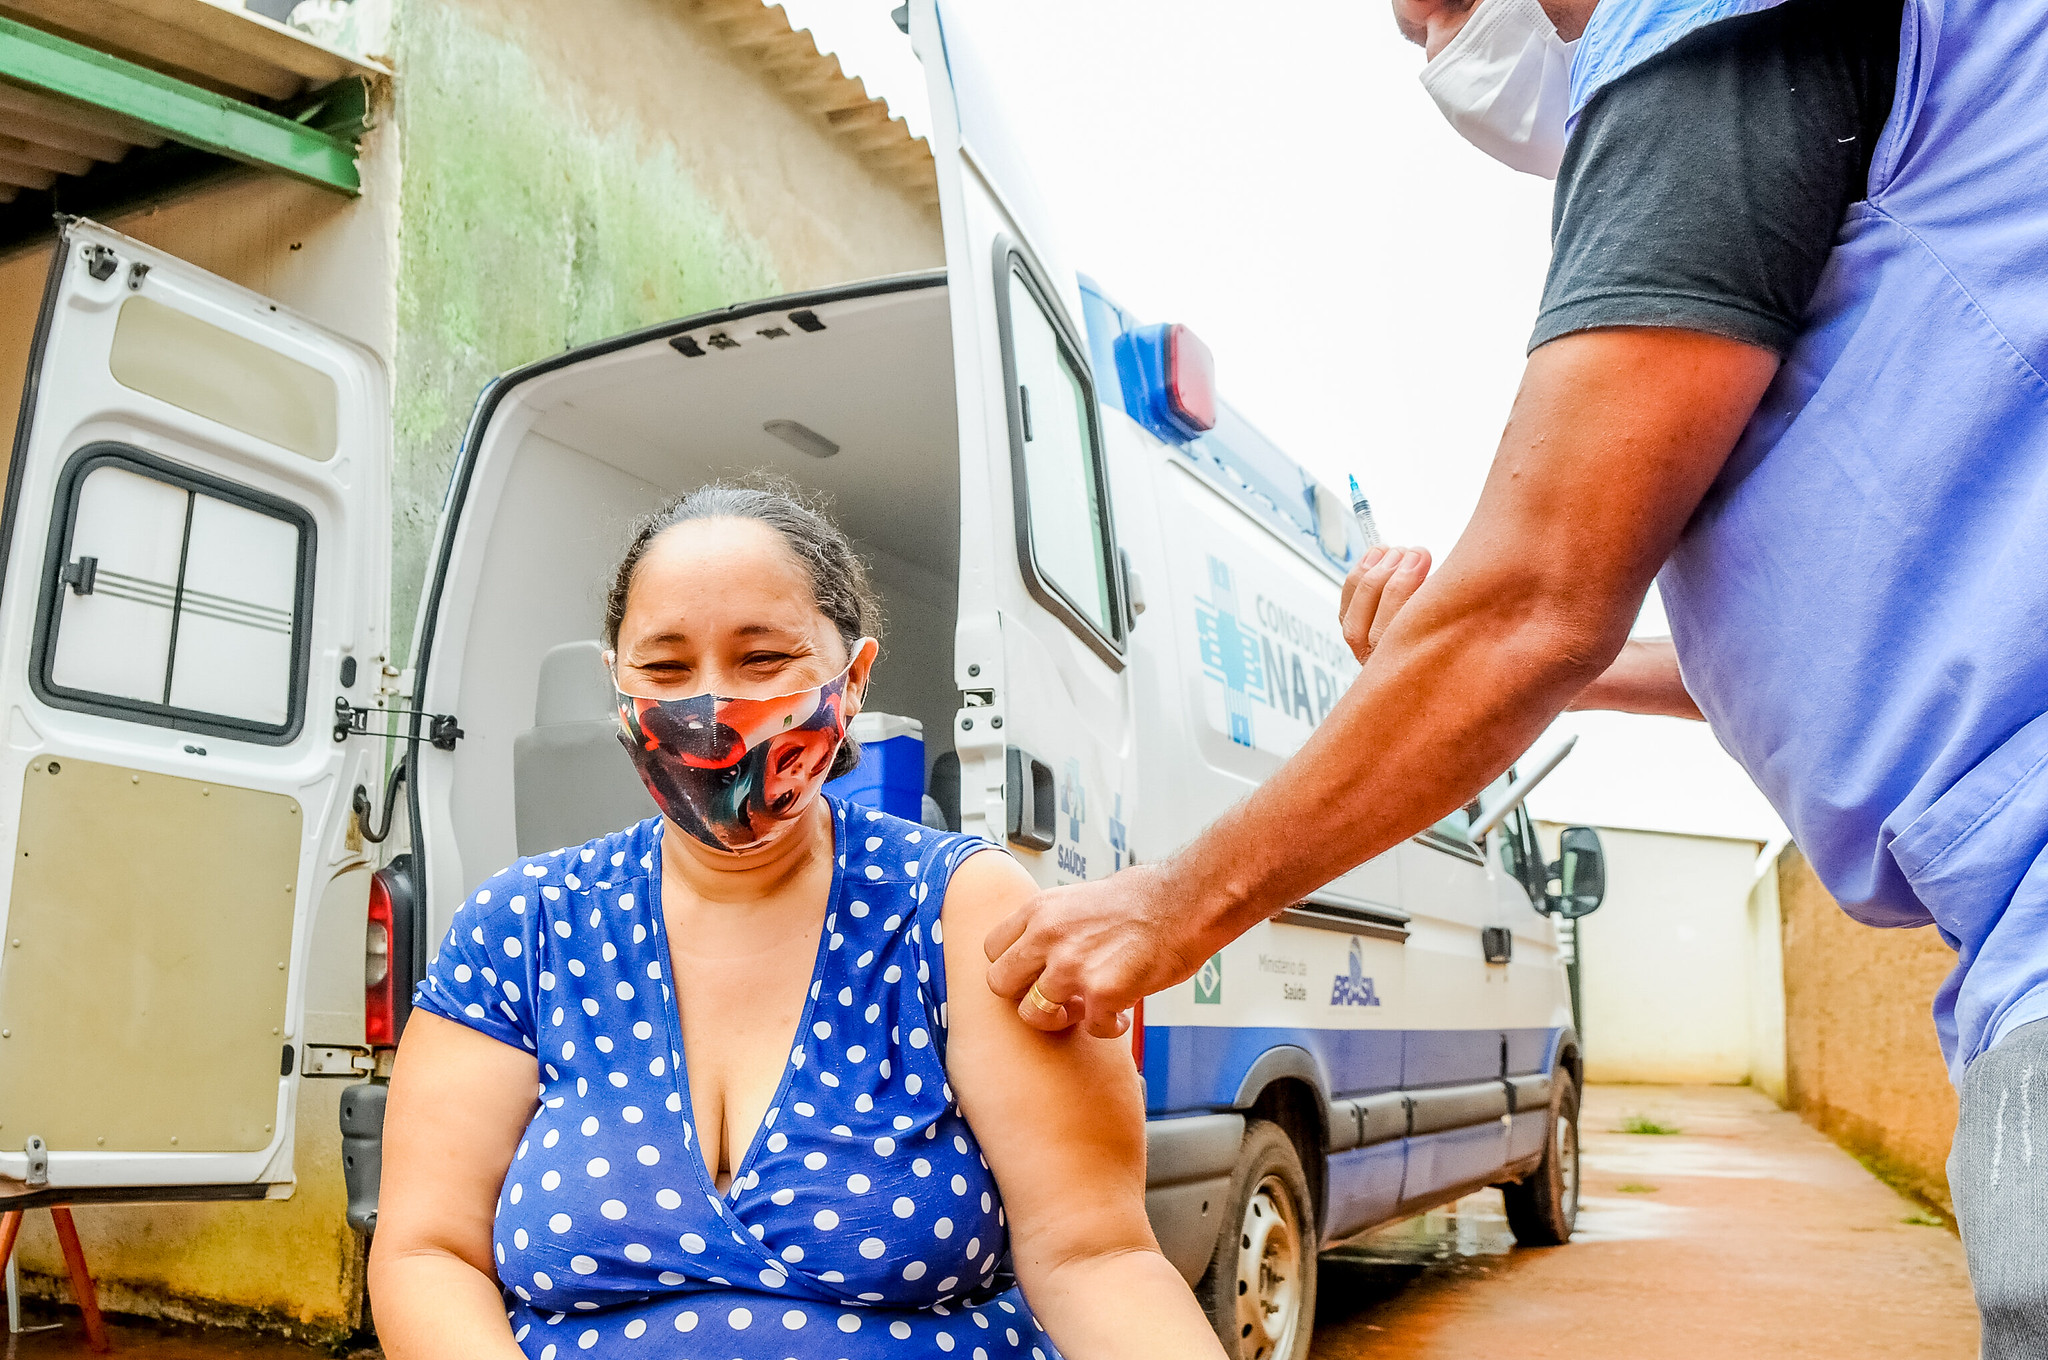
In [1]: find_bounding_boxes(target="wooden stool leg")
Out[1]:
[48,1207,110,1353]
[0,1210,22,1271]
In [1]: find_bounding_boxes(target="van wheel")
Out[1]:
[1196,1119,1317,1360]
[1502,1070,1580,1246]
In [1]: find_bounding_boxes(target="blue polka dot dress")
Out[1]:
[412,799,1064,1359]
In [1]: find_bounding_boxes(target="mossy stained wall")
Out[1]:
[389,0,940,659]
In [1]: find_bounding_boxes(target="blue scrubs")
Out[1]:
[1582,0,2048,1078]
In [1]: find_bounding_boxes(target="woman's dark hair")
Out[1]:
[605,481,882,779]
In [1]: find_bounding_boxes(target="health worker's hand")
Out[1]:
[984,863,1211,1036]
[1339,545,1432,665]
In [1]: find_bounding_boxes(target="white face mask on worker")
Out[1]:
[1419,0,1576,180]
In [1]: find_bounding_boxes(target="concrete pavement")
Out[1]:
[1311,1085,1978,1359]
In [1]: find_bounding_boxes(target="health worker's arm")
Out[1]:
[940,850,1225,1359]
[1344,553,1700,720]
[1570,637,1701,719]
[986,327,1778,1033]
[368,1012,540,1360]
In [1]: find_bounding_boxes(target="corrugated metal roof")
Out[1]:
[693,0,936,208]
[0,0,384,203]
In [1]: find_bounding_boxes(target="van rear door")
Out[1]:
[0,221,389,1198]
[912,1,1133,880]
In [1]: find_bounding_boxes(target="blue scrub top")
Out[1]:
[1598,0,2048,1078]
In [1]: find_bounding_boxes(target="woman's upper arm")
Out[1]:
[374,869,546,1268]
[938,850,1155,1271]
[375,1011,539,1271]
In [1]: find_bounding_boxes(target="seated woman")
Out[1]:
[368,484,1223,1359]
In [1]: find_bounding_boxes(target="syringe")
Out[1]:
[1348,474,1383,552]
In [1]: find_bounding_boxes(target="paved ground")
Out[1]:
[1310,1085,1979,1359]
[2,1086,1979,1358]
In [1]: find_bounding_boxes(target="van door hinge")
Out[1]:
[303,1045,377,1078]
[24,1135,48,1187]
[332,696,464,750]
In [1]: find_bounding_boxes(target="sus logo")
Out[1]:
[1060,757,1086,842]
[1330,937,1381,1007]
[1194,954,1223,1005]
[1193,555,1268,748]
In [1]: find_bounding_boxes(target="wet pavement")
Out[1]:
[0,1306,361,1360]
[2,1087,1978,1358]
[1310,1085,1979,1359]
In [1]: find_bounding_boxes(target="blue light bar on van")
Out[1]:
[1117,322,1218,443]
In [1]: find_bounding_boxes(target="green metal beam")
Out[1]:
[0,14,362,194]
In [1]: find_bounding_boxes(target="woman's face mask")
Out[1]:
[1419,0,1576,179]
[613,639,874,855]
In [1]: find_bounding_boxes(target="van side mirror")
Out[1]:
[1544,825,1607,919]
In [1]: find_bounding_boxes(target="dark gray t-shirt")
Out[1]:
[1532,0,1904,355]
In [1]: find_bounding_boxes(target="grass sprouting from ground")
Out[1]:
[1845,1148,1958,1233]
[1616,1183,1660,1194]
[1620,1115,1684,1136]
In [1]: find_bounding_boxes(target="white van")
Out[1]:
[0,4,1606,1355]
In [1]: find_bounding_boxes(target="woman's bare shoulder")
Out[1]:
[935,842,1034,937]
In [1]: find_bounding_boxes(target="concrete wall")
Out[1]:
[385,0,942,660]
[1746,848,1789,1104]
[1779,844,1960,1216]
[1559,825,1767,1085]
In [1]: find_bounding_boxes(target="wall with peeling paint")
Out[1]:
[1780,844,1959,1217]
[386,0,940,659]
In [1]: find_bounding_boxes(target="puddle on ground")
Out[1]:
[1322,1184,1688,1272]
[1325,1191,1519,1267]
[1571,1194,1691,1243]
[1585,1138,1817,1183]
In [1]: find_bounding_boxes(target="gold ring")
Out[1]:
[1024,983,1064,1016]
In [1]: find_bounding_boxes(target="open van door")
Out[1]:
[912,1,1134,882]
[0,221,389,1200]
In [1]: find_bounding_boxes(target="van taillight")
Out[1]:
[1131,996,1145,1071]
[365,871,397,1045]
[365,857,417,1047]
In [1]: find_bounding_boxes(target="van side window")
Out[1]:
[1002,261,1120,650]
[1418,795,1487,862]
[34,446,314,742]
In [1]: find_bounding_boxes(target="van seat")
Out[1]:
[513,641,653,856]
[927,751,961,833]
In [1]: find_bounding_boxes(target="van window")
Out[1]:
[110,296,339,462]
[1004,262,1119,646]
[36,447,312,740]
[1420,795,1488,862]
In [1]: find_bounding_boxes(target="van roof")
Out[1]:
[1078,275,1364,578]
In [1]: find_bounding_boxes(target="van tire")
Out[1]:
[1196,1119,1317,1360]
[1502,1069,1580,1246]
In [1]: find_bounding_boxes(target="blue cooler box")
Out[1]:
[826,712,925,820]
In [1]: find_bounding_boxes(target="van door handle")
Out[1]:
[1119,548,1146,632]
[1006,746,1056,850]
[62,555,97,595]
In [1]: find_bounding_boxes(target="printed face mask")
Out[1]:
[1418,0,1576,179]
[614,642,872,855]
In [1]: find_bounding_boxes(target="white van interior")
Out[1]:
[428,276,964,888]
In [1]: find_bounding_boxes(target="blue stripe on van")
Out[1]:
[1144,1024,1564,1116]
